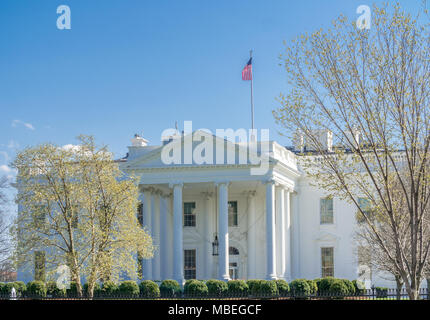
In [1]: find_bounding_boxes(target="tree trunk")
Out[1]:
[395,275,403,300]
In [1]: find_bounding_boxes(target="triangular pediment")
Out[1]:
[122,130,273,170]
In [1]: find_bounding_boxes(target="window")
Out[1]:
[34,251,46,281]
[229,246,239,255]
[184,249,196,280]
[184,202,196,227]
[229,262,239,280]
[320,198,334,224]
[137,202,143,227]
[228,201,238,227]
[321,247,334,277]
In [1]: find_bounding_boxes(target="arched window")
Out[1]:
[229,246,239,255]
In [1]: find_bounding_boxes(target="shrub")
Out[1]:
[118,280,139,296]
[352,280,366,295]
[1,282,14,294]
[139,280,160,298]
[375,287,388,298]
[306,280,318,295]
[102,280,119,295]
[66,281,80,296]
[328,279,349,297]
[26,281,47,297]
[275,280,290,296]
[206,279,228,296]
[247,280,262,296]
[46,281,66,297]
[0,283,5,294]
[83,282,102,296]
[259,280,278,297]
[340,279,355,295]
[160,279,181,297]
[184,280,208,296]
[316,277,336,295]
[227,280,248,296]
[12,281,27,294]
[290,279,311,297]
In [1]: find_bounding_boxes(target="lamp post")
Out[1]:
[212,234,219,256]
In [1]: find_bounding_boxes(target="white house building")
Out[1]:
[118,129,363,286]
[18,127,405,288]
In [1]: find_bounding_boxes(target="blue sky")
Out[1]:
[0,0,424,185]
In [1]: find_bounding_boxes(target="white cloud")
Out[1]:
[0,165,12,173]
[0,165,17,181]
[12,119,35,130]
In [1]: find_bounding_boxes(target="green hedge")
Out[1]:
[160,279,181,297]
[139,280,160,298]
[0,282,14,294]
[290,279,311,297]
[306,280,318,295]
[12,281,27,294]
[118,281,139,296]
[102,280,119,295]
[340,279,355,295]
[246,280,277,296]
[83,282,102,295]
[352,280,366,294]
[227,280,248,295]
[316,277,336,294]
[375,287,388,298]
[27,281,47,297]
[46,281,66,297]
[66,281,80,296]
[247,280,262,296]
[184,280,208,296]
[275,280,290,296]
[328,279,349,297]
[206,279,228,296]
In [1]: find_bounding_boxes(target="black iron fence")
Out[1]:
[1,288,428,300]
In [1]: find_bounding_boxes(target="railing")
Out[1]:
[1,288,428,300]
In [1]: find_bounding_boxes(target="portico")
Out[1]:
[121,130,299,284]
[136,180,294,284]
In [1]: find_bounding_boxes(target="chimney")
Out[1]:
[130,133,149,147]
[293,130,305,152]
[307,129,333,152]
[345,127,360,149]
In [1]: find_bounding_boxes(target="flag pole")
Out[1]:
[250,50,254,131]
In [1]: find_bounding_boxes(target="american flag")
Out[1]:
[242,57,252,80]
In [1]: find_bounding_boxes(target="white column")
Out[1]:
[276,185,286,279]
[246,191,256,279]
[167,193,174,279]
[265,180,277,280]
[203,192,213,279]
[284,189,292,281]
[217,182,230,281]
[143,189,152,280]
[160,194,168,280]
[171,183,184,285]
[152,192,161,281]
[291,192,300,279]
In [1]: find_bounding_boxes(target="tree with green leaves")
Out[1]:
[12,135,153,297]
[274,3,430,299]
